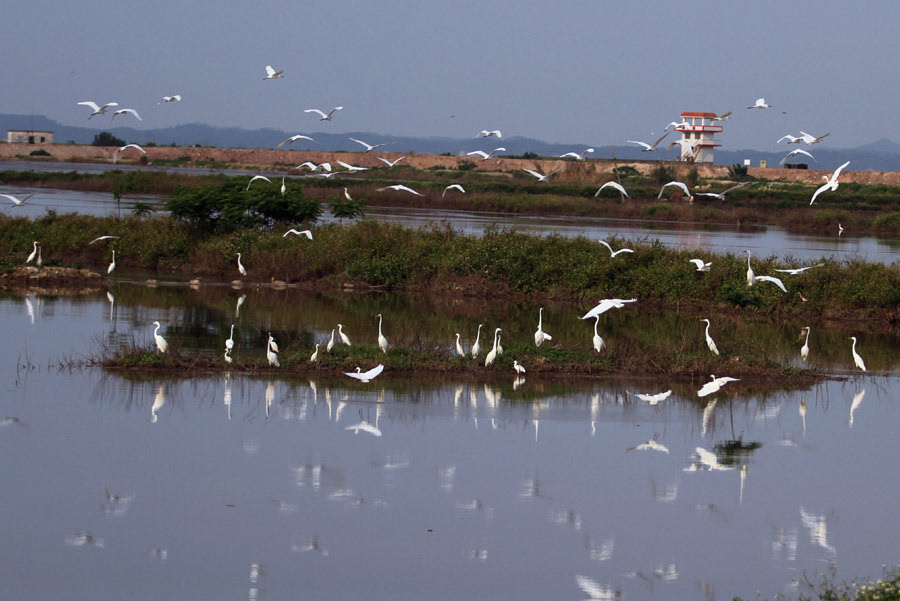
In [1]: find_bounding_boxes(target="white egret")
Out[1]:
[310,344,319,362]
[107,250,116,274]
[697,375,739,397]
[689,258,712,272]
[263,65,284,79]
[626,439,670,453]
[627,131,669,151]
[267,333,279,353]
[26,241,38,264]
[376,314,388,353]
[304,106,342,121]
[344,364,385,382]
[276,134,315,149]
[752,274,787,292]
[592,315,604,352]
[597,239,634,258]
[838,223,844,236]
[777,134,803,144]
[377,184,423,196]
[159,95,181,103]
[631,390,672,405]
[343,188,352,201]
[497,333,503,356]
[712,111,732,121]
[810,160,850,205]
[281,177,286,196]
[799,131,830,145]
[455,333,466,357]
[658,181,693,202]
[266,339,280,367]
[471,324,483,357]
[559,148,594,160]
[89,235,119,244]
[523,168,560,183]
[745,250,754,285]
[800,327,810,361]
[326,329,335,352]
[338,323,351,345]
[581,298,637,320]
[594,181,628,197]
[442,184,465,198]
[477,130,501,138]
[534,307,552,347]
[687,447,733,471]
[513,360,526,374]
[746,98,771,109]
[77,101,118,119]
[667,138,697,159]
[236,253,247,276]
[849,336,866,371]
[700,318,719,355]
[282,229,312,239]
[1,193,35,206]
[110,108,142,123]
[467,147,505,160]
[297,161,328,173]
[377,156,405,167]
[336,160,368,172]
[225,324,235,352]
[484,328,501,366]
[246,175,272,190]
[695,182,747,201]
[665,121,689,130]
[774,263,824,275]
[224,349,233,363]
[349,137,390,152]
[780,149,816,165]
[152,321,168,353]
[113,143,145,164]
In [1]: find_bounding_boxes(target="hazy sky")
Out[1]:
[6,0,899,151]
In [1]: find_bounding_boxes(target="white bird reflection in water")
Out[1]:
[466,537,489,562]
[370,453,410,471]
[151,384,165,423]
[626,438,670,454]
[685,447,734,472]
[65,530,105,548]
[345,406,382,437]
[575,575,620,600]
[249,561,265,601]
[101,486,134,518]
[800,506,836,554]
[149,548,168,561]
[770,525,799,561]
[549,509,582,530]
[269,498,298,514]
[701,400,717,437]
[223,373,232,421]
[584,535,615,562]
[513,376,525,390]
[436,465,456,493]
[235,294,247,317]
[649,476,679,503]
[799,399,807,437]
[265,381,275,420]
[106,291,114,320]
[25,295,35,324]
[241,436,260,455]
[739,465,748,504]
[519,472,550,501]
[291,535,329,557]
[849,389,865,427]
[455,499,494,519]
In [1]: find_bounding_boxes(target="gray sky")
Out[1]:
[6,0,898,151]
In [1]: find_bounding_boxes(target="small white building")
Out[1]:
[7,130,54,144]
[671,112,721,164]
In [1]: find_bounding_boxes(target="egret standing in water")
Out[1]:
[266,338,280,367]
[534,308,552,347]
[849,336,866,371]
[455,333,466,357]
[700,318,719,356]
[471,324,483,358]
[310,344,319,362]
[376,314,388,353]
[225,324,235,353]
[745,250,754,285]
[485,328,501,367]
[592,315,604,352]
[152,321,168,353]
[338,324,351,346]
[107,250,116,274]
[326,329,335,352]
[237,253,247,277]
[26,241,38,264]
[513,360,526,374]
[800,327,810,361]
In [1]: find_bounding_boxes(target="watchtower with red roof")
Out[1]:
[672,112,722,163]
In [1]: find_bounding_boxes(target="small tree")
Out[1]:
[330,194,365,223]
[92,131,126,147]
[650,162,675,186]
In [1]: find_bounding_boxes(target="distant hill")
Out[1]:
[3,113,900,172]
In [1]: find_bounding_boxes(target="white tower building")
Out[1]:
[672,112,722,164]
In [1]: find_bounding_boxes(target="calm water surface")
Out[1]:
[1,287,898,600]
[2,179,899,264]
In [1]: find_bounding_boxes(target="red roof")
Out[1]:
[680,112,717,118]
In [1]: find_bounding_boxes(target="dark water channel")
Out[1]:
[1,285,898,600]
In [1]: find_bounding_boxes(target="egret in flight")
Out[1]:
[246,175,272,190]
[780,149,816,165]
[1,193,35,206]
[689,258,712,272]
[159,95,181,104]
[349,137,391,152]
[467,147,505,160]
[559,148,594,161]
[377,184,423,196]
[276,134,315,149]
[581,298,636,320]
[442,184,465,198]
[336,160,368,172]
[594,181,628,197]
[774,263,823,275]
[697,375,739,397]
[597,239,634,258]
[658,181,693,202]
[631,390,672,405]
[477,130,501,138]
[282,229,312,239]
[746,97,771,109]
[304,106,343,121]
[345,364,385,383]
[695,182,747,201]
[113,144,145,164]
[752,274,787,292]
[810,161,850,205]
[263,65,284,79]
[89,235,120,244]
[523,168,560,183]
[77,101,118,119]
[377,156,405,168]
[110,108,142,123]
[627,131,669,151]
